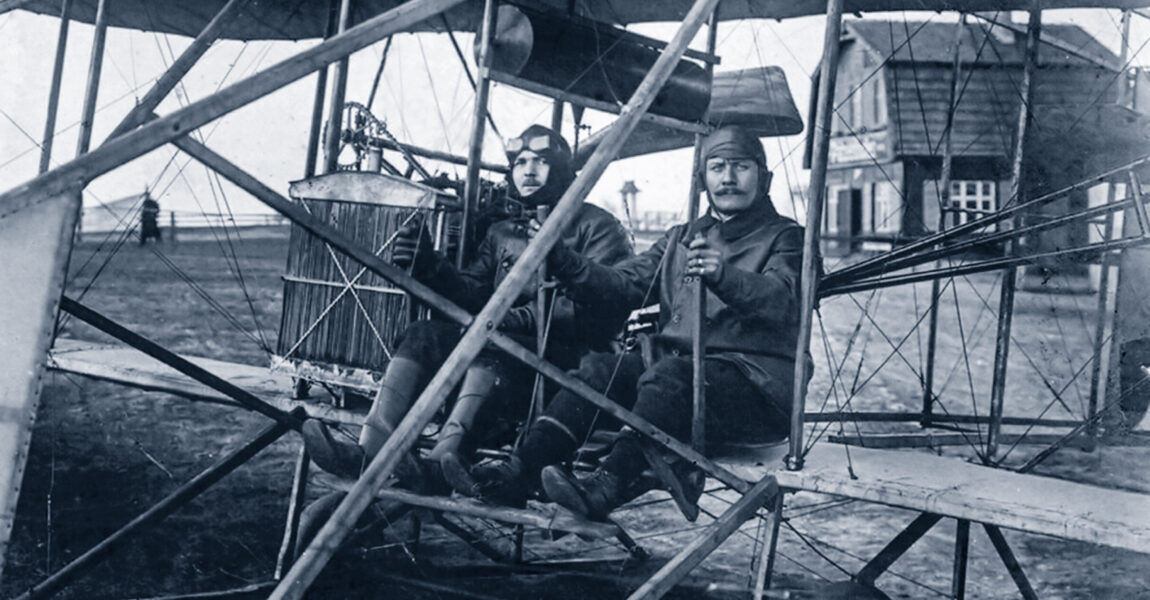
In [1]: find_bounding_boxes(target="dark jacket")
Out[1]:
[420,203,633,351]
[552,199,816,401]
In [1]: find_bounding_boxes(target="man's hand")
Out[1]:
[525,217,579,276]
[685,234,724,285]
[392,221,436,275]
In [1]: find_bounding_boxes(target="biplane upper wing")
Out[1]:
[13,0,1150,41]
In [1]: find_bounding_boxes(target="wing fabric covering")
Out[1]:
[17,0,1150,41]
[0,191,82,581]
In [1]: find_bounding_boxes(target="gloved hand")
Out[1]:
[392,221,437,276]
[525,217,581,277]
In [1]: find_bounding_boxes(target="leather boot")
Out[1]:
[359,357,425,457]
[465,455,529,508]
[431,367,499,492]
[541,465,625,521]
[301,419,365,480]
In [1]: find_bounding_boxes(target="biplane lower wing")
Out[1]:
[46,340,1150,555]
[731,444,1150,554]
[46,338,361,426]
[0,189,82,579]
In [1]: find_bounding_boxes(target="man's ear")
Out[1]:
[760,168,774,195]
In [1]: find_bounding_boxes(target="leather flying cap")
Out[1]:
[504,124,576,205]
[700,125,766,166]
[506,124,572,165]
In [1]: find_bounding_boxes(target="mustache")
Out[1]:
[714,187,746,196]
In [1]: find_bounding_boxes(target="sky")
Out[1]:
[1,6,1147,227]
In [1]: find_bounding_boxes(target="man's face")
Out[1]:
[704,157,760,218]
[512,150,551,199]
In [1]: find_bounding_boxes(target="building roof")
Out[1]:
[844,19,1121,71]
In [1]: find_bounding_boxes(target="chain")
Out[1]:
[341,101,432,180]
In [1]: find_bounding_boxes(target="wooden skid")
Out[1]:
[0,189,81,581]
[317,475,622,540]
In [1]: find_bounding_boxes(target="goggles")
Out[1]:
[506,134,554,155]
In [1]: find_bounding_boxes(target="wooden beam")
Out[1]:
[774,444,1150,554]
[0,0,470,217]
[274,446,311,580]
[790,0,845,471]
[458,0,497,269]
[690,8,719,455]
[952,520,971,600]
[303,0,339,178]
[983,524,1038,600]
[104,0,250,142]
[321,0,353,174]
[12,414,298,600]
[373,488,623,539]
[38,0,73,174]
[827,432,1094,450]
[627,476,779,600]
[988,3,1042,461]
[75,0,109,157]
[273,1,724,596]
[856,513,942,585]
[922,15,966,425]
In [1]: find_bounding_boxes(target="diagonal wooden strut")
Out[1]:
[274,0,724,596]
[983,524,1038,600]
[856,512,943,585]
[0,0,470,218]
[60,297,302,430]
[103,0,251,143]
[627,476,780,600]
[13,411,300,600]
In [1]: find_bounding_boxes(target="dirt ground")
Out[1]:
[2,235,1148,599]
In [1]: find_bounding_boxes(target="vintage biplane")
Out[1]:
[2,0,1150,599]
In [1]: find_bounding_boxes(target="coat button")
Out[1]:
[672,314,682,323]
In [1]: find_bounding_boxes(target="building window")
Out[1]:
[948,180,997,227]
[871,76,887,127]
[872,181,901,234]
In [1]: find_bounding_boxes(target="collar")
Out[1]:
[688,196,779,242]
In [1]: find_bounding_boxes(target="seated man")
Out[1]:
[461,124,818,519]
[301,124,633,483]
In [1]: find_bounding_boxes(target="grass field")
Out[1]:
[2,234,1148,599]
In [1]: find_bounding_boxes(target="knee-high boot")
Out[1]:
[428,366,499,462]
[359,357,426,457]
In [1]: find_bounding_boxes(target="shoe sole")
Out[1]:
[540,466,599,520]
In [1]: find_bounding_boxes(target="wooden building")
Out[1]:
[812,17,1122,255]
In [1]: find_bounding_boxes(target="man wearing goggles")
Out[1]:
[300,125,632,493]
[460,125,820,519]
